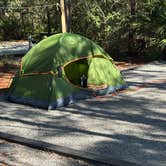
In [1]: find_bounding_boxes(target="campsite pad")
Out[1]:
[0,61,166,166]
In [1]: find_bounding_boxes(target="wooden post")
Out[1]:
[60,0,67,33]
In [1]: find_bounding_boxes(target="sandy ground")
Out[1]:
[0,61,165,166]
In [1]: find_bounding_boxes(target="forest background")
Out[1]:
[0,0,166,61]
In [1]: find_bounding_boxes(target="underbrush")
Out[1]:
[0,55,21,72]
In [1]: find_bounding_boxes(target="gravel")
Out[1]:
[0,61,166,166]
[0,139,101,166]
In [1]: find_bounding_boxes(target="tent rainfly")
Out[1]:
[7,33,127,109]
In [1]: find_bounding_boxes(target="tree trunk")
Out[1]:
[65,0,71,32]
[130,0,136,15]
[128,0,136,56]
[60,0,71,32]
[60,0,67,32]
[46,6,51,35]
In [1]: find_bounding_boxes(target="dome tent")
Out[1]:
[7,33,126,109]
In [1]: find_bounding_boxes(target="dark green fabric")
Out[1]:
[22,33,110,74]
[9,74,78,101]
[64,59,89,85]
[49,76,78,102]
[87,57,125,86]
[10,75,52,101]
[64,57,125,87]
[8,33,126,107]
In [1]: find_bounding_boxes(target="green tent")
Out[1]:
[7,33,126,109]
